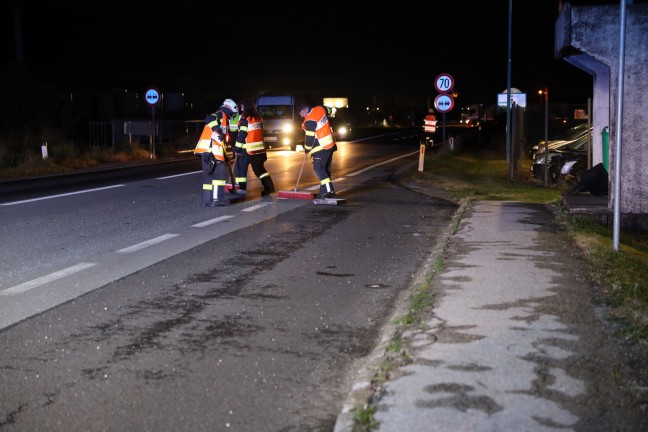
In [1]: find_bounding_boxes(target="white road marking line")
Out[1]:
[1,185,125,206]
[157,171,201,179]
[347,151,418,176]
[116,233,179,253]
[191,215,234,228]
[0,262,97,295]
[241,202,272,212]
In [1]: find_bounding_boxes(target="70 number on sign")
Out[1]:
[434,73,454,93]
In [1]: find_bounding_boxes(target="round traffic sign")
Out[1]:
[145,88,160,106]
[434,93,454,113]
[434,73,454,93]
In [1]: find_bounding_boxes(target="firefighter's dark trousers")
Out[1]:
[201,153,228,205]
[311,148,335,196]
[234,152,274,194]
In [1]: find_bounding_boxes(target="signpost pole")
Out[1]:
[144,88,160,160]
[152,105,156,160]
[442,112,446,147]
[433,73,455,150]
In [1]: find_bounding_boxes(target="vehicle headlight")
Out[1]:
[337,126,347,136]
[282,124,293,133]
[535,154,555,165]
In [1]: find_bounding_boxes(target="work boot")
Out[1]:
[261,177,275,196]
[318,184,335,199]
[212,185,230,206]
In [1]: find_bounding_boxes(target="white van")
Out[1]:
[256,95,305,151]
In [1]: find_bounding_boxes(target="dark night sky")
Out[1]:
[0,0,640,112]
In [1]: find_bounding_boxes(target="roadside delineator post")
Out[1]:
[419,142,425,172]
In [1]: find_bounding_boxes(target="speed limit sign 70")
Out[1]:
[434,73,454,93]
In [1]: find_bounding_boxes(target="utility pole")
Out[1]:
[543,88,549,187]
[613,0,627,252]
[506,0,513,180]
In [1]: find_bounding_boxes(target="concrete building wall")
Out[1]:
[556,3,648,215]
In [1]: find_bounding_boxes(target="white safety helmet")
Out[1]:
[222,98,238,114]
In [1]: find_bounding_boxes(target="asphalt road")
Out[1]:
[0,131,458,431]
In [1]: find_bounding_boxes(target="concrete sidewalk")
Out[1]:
[335,200,646,432]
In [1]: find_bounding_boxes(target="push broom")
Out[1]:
[223,150,240,194]
[223,132,240,194]
[278,152,316,200]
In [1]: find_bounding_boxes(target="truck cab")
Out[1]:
[256,95,305,151]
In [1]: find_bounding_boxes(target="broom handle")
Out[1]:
[294,152,307,191]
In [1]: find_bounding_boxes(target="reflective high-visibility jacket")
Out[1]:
[235,115,265,155]
[194,110,228,161]
[227,113,241,149]
[424,114,437,133]
[302,106,335,154]
[229,113,241,134]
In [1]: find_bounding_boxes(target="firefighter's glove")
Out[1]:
[206,153,217,175]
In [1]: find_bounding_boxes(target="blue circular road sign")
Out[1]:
[434,93,455,113]
[145,88,160,106]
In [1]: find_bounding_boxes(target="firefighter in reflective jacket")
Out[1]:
[193,98,238,206]
[423,108,437,148]
[228,112,242,143]
[233,99,275,196]
[226,111,241,190]
[298,103,337,198]
[424,109,437,133]
[228,111,241,149]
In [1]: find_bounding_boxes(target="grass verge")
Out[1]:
[413,149,647,340]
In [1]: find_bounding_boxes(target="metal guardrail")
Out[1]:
[89,121,114,149]
[88,120,204,148]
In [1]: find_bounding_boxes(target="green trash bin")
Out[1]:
[601,126,609,172]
